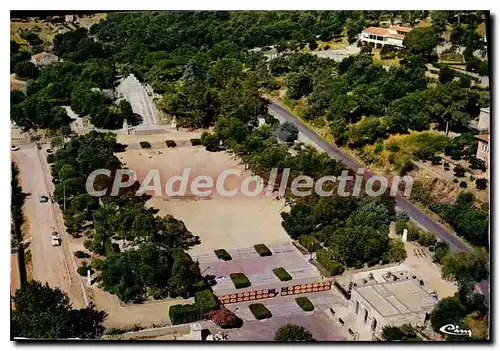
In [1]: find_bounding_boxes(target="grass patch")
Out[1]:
[230,273,251,289]
[249,303,272,320]
[254,244,272,257]
[214,249,232,261]
[139,141,151,149]
[295,297,315,311]
[165,140,177,148]
[273,267,292,281]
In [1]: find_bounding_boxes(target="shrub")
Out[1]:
[453,165,466,178]
[273,267,292,281]
[230,273,251,289]
[74,251,86,259]
[395,220,408,235]
[295,297,314,311]
[254,244,272,257]
[194,290,220,314]
[324,44,330,50]
[214,249,232,261]
[165,140,177,148]
[83,239,92,250]
[91,258,104,271]
[209,308,243,328]
[396,212,410,222]
[190,138,202,146]
[459,181,467,189]
[249,303,272,320]
[316,249,345,276]
[453,178,459,183]
[139,141,151,149]
[77,266,90,276]
[275,324,315,341]
[46,154,55,163]
[476,178,488,190]
[298,235,321,252]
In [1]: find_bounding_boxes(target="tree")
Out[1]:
[13,61,39,80]
[439,66,455,83]
[475,178,488,190]
[277,122,299,142]
[285,71,313,100]
[11,280,106,339]
[275,324,315,341]
[403,27,440,57]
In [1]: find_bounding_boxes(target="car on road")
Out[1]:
[11,145,19,151]
[39,194,49,203]
[51,231,61,246]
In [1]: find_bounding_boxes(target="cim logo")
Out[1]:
[439,324,472,338]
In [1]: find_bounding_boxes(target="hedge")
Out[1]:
[316,249,345,277]
[190,138,202,146]
[74,251,86,259]
[77,266,92,276]
[165,140,177,148]
[169,290,220,325]
[214,249,232,261]
[254,244,272,257]
[194,290,220,313]
[139,141,151,149]
[169,304,201,325]
[298,235,321,252]
[230,273,251,289]
[249,303,272,320]
[295,297,314,311]
[273,267,292,281]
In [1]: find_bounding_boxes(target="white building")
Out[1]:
[360,25,412,48]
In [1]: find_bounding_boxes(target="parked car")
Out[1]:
[39,194,49,203]
[51,231,61,246]
[11,145,19,151]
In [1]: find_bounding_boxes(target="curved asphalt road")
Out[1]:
[269,103,489,296]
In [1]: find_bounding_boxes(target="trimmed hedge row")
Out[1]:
[190,138,202,146]
[230,273,251,289]
[295,297,314,311]
[273,267,292,281]
[254,244,272,257]
[298,235,321,252]
[214,249,232,261]
[316,249,345,277]
[249,303,272,320]
[169,290,220,325]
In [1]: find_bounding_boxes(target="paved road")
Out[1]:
[268,103,489,296]
[13,145,85,308]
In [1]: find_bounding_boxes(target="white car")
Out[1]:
[11,145,19,151]
[51,231,61,246]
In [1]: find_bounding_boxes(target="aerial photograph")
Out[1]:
[10,9,490,342]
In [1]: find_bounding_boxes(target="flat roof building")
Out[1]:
[335,269,436,337]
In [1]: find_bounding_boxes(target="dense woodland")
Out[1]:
[11,11,489,339]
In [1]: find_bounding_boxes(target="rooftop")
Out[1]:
[362,27,389,36]
[389,25,413,33]
[475,134,489,143]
